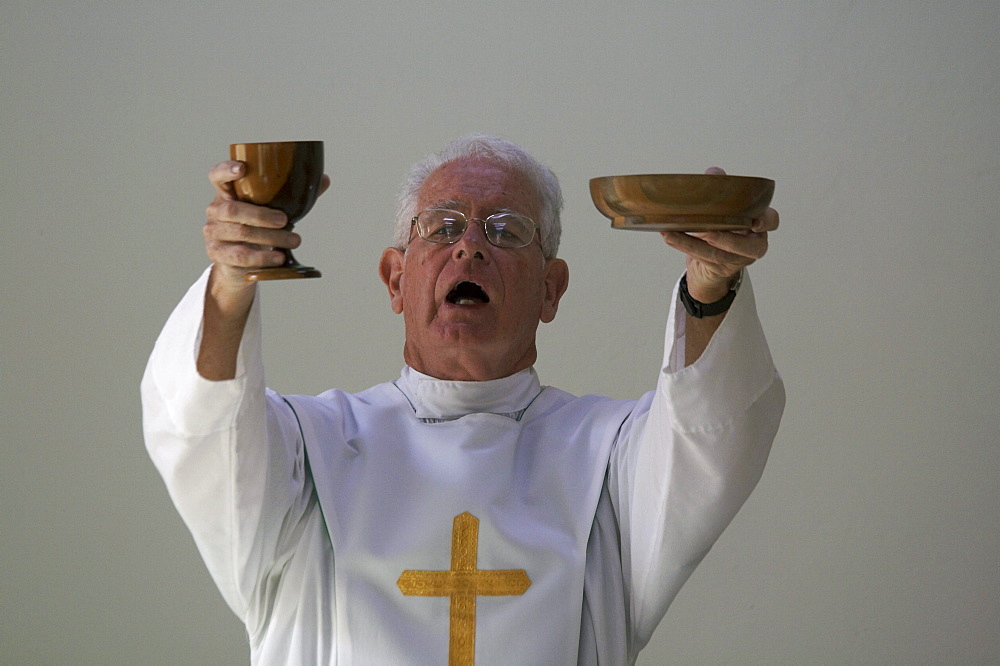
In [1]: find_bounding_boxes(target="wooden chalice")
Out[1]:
[230,141,324,281]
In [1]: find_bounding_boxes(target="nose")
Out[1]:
[451,220,490,262]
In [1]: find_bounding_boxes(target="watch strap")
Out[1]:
[679,271,741,318]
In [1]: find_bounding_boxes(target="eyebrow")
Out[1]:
[426,199,467,211]
[425,200,524,217]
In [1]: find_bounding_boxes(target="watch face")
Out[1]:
[731,269,743,292]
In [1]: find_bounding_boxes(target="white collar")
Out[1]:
[394,366,543,421]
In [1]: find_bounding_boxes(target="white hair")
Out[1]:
[392,133,563,258]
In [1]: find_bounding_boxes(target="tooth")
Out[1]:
[456,298,477,305]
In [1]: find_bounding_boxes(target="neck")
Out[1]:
[403,343,537,381]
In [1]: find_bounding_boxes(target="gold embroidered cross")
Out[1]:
[397,512,531,666]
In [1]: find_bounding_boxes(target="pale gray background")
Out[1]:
[2,1,997,663]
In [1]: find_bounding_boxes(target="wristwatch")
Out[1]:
[678,270,742,318]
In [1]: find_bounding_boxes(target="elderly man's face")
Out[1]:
[379,157,569,381]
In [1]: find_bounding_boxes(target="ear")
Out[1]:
[539,258,569,323]
[379,247,406,314]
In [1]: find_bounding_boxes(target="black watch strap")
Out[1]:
[679,271,741,318]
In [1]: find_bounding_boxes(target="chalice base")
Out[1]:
[244,265,322,281]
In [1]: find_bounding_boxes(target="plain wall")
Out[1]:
[2,1,997,663]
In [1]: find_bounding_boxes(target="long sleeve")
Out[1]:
[609,273,786,659]
[140,268,313,625]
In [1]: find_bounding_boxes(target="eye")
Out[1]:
[420,210,467,242]
[493,222,516,239]
[429,222,462,239]
[487,213,533,246]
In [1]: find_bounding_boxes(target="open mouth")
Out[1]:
[446,281,490,305]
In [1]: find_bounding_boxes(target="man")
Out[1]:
[142,134,784,664]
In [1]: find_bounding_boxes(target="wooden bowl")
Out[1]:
[590,174,774,231]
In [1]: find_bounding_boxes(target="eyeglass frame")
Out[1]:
[409,207,541,250]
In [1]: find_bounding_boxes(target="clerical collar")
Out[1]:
[394,366,543,422]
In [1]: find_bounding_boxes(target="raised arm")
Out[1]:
[614,273,785,657]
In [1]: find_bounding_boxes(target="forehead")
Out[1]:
[417,157,540,217]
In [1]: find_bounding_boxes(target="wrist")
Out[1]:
[686,280,728,303]
[679,270,742,319]
[208,265,257,318]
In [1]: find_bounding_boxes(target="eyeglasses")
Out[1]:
[410,208,539,249]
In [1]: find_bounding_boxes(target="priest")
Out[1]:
[142,134,784,664]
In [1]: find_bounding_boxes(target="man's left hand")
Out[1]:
[660,167,779,303]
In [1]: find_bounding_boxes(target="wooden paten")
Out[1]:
[590,174,774,231]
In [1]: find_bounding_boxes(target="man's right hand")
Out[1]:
[197,161,329,379]
[205,161,303,289]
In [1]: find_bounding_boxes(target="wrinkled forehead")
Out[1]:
[417,157,542,218]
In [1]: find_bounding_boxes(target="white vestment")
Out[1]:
[141,268,784,665]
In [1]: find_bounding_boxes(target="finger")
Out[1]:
[661,230,750,266]
[204,220,301,270]
[751,207,779,233]
[208,161,246,199]
[319,174,331,197]
[674,228,769,259]
[661,231,767,269]
[206,238,288,269]
[204,217,301,248]
[206,198,287,229]
[702,230,769,261]
[705,166,727,176]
